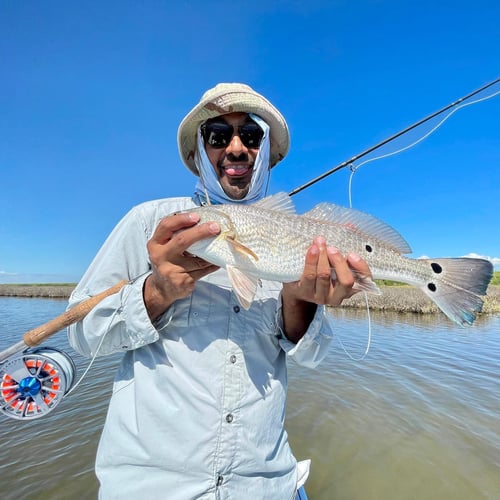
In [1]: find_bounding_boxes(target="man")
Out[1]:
[68,83,370,499]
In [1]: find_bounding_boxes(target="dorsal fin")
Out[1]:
[252,192,296,214]
[303,202,412,254]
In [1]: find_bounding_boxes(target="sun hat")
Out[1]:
[177,83,290,175]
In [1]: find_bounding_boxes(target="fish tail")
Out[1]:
[418,258,493,326]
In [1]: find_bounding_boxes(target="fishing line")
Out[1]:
[63,309,118,398]
[289,77,500,197]
[64,270,156,398]
[336,85,499,358]
[334,291,372,361]
[347,87,500,207]
[63,270,177,398]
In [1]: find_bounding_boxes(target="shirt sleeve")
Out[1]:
[67,205,163,358]
[275,295,334,369]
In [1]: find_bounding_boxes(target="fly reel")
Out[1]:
[0,347,76,420]
[0,279,128,421]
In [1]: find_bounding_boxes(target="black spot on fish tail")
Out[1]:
[418,257,493,326]
[431,262,443,274]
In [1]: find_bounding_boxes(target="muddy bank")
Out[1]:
[340,285,500,315]
[1,283,499,315]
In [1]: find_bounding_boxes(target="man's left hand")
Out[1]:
[281,236,371,343]
[283,236,371,306]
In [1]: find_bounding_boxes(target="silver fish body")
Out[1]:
[185,193,493,326]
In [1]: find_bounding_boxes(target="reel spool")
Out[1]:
[0,347,76,420]
[0,279,127,421]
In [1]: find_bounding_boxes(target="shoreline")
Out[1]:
[0,284,76,298]
[0,283,499,315]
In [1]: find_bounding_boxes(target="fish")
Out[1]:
[184,192,493,326]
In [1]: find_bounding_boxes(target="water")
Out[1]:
[0,298,498,499]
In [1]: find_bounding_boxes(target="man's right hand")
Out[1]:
[144,212,220,321]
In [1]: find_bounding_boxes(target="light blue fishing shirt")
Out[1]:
[67,197,334,500]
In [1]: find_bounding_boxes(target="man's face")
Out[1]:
[203,112,262,200]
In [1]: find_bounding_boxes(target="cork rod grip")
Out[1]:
[22,280,129,347]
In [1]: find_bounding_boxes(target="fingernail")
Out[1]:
[327,246,339,255]
[348,252,361,262]
[209,222,220,233]
[315,236,326,246]
[310,245,319,255]
[188,213,200,222]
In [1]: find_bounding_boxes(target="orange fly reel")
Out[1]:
[0,348,76,420]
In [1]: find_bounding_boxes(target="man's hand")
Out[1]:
[144,213,220,321]
[281,236,371,343]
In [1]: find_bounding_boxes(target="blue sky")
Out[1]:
[1,0,499,284]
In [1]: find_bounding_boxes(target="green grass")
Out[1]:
[491,271,500,285]
[375,280,407,286]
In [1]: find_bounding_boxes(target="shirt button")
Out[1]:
[226,413,234,423]
[230,355,237,364]
[233,305,240,313]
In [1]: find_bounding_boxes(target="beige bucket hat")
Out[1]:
[177,83,290,175]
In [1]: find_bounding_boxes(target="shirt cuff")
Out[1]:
[276,296,334,368]
[120,272,161,350]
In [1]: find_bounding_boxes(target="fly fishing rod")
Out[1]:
[0,280,128,419]
[288,77,500,197]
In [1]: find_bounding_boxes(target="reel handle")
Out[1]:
[23,279,129,347]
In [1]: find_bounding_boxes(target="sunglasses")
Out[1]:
[200,120,264,149]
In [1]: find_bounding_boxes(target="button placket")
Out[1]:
[215,299,245,476]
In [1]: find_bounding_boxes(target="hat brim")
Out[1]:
[177,86,290,175]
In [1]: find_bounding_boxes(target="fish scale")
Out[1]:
[185,193,493,326]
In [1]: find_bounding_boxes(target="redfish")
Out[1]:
[185,193,493,326]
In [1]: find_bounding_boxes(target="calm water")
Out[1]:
[0,298,498,500]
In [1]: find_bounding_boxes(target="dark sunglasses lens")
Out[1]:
[202,122,233,148]
[202,121,264,149]
[239,123,264,148]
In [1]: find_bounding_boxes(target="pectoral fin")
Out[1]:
[331,268,381,295]
[215,231,259,261]
[226,236,259,261]
[350,270,381,295]
[227,265,259,310]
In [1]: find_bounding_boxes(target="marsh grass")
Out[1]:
[0,283,76,298]
[343,284,500,315]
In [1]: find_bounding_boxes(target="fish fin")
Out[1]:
[331,268,381,294]
[226,236,259,261]
[303,203,412,254]
[351,272,382,295]
[418,258,493,326]
[226,265,258,310]
[252,192,297,214]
